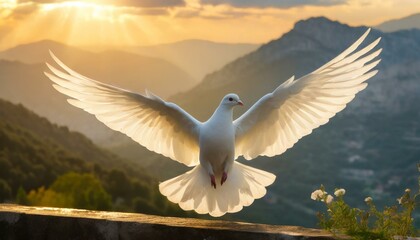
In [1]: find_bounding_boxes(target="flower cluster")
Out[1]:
[325,195,334,204]
[334,188,345,197]
[310,186,334,204]
[310,189,325,200]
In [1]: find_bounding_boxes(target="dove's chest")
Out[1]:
[199,119,235,160]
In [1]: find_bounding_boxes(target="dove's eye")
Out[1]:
[228,97,233,101]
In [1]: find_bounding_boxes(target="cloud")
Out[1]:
[117,0,185,8]
[18,0,186,8]
[120,7,169,16]
[174,8,249,19]
[12,2,39,16]
[1,2,39,20]
[174,9,201,18]
[200,0,346,8]
[10,0,176,18]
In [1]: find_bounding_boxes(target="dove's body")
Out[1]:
[200,101,235,180]
[45,28,381,217]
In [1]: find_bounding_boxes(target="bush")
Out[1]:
[15,186,29,205]
[311,165,419,239]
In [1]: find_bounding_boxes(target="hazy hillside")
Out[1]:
[377,13,420,32]
[0,40,86,65]
[0,99,189,217]
[126,40,260,81]
[0,41,196,143]
[0,98,148,179]
[0,60,121,144]
[0,40,195,98]
[111,17,420,226]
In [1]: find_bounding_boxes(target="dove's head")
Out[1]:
[221,93,243,108]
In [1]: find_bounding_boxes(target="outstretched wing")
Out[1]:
[234,28,381,160]
[45,51,202,166]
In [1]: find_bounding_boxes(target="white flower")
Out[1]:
[365,197,372,203]
[397,198,402,204]
[405,188,411,193]
[325,195,334,204]
[334,188,346,197]
[311,189,325,200]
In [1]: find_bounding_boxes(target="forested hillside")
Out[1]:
[0,99,190,217]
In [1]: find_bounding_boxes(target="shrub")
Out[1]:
[311,165,419,239]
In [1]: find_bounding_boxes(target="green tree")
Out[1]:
[27,186,69,208]
[27,172,112,210]
[16,186,29,205]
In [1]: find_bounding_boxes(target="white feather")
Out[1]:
[159,162,275,217]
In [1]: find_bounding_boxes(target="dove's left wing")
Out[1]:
[45,52,202,167]
[234,28,381,160]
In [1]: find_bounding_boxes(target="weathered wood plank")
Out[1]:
[0,204,341,240]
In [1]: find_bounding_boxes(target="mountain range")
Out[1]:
[0,40,258,144]
[125,40,259,81]
[0,41,196,143]
[0,40,195,97]
[170,17,420,118]
[1,16,419,227]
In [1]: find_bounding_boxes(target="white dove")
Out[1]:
[45,28,381,217]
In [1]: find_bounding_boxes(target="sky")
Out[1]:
[1,0,420,50]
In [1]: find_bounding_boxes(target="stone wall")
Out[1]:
[0,204,341,240]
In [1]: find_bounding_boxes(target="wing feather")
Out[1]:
[234,29,381,160]
[45,52,202,166]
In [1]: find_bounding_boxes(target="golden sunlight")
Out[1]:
[41,1,119,22]
[0,0,17,18]
[1,0,420,51]
[26,0,158,48]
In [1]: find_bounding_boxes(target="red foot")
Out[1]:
[221,172,227,186]
[210,175,216,189]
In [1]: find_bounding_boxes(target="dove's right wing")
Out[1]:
[234,28,381,160]
[45,52,202,167]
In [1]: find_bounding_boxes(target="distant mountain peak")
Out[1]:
[295,16,340,28]
[272,17,373,59]
[376,12,420,32]
[6,39,74,52]
[293,17,357,36]
[0,39,89,65]
[23,39,64,46]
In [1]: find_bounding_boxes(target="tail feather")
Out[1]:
[159,161,275,217]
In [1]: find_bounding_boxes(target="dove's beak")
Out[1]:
[238,101,244,106]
